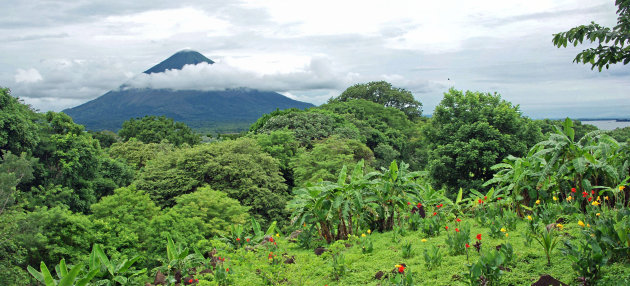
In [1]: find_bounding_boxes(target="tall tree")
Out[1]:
[0,88,40,156]
[330,81,423,120]
[552,0,630,70]
[118,116,201,147]
[424,88,542,197]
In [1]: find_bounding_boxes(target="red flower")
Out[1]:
[455,228,460,232]
[437,204,443,208]
[591,190,595,195]
[189,279,193,283]
[236,238,240,241]
[476,234,482,240]
[445,226,449,230]
[398,266,405,273]
[456,218,461,222]
[582,191,588,198]
[478,199,483,204]
[417,203,422,207]
[195,279,198,282]
[466,243,470,248]
[226,268,229,272]
[433,212,437,216]
[269,237,274,242]
[407,202,411,205]
[497,197,502,200]
[484,196,487,200]
[246,238,250,242]
[571,187,576,193]
[588,197,592,202]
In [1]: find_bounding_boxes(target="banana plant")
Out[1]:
[27,259,85,286]
[92,244,146,286]
[251,217,277,243]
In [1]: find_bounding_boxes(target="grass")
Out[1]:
[195,217,629,285]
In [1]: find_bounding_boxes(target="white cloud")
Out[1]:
[125,57,353,92]
[14,68,43,83]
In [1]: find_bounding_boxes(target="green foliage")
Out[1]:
[292,136,374,186]
[255,109,362,147]
[118,115,201,146]
[467,249,506,286]
[401,242,413,258]
[320,99,422,169]
[251,130,300,187]
[330,81,423,120]
[90,186,160,265]
[609,126,630,143]
[16,207,95,269]
[425,88,542,197]
[552,0,630,71]
[135,138,288,226]
[423,244,442,270]
[107,138,174,170]
[445,222,471,255]
[28,112,103,213]
[533,226,561,266]
[563,237,610,285]
[0,151,37,214]
[150,187,249,253]
[88,130,119,148]
[0,87,40,155]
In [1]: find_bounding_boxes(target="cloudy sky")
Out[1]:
[1,0,628,118]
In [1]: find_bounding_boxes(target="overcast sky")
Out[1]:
[1,0,628,118]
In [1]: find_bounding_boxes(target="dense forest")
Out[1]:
[2,77,629,285]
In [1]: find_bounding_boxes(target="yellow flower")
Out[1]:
[578,220,585,227]
[596,213,600,216]
[527,215,533,221]
[587,223,591,228]
[556,224,564,230]
[276,233,280,237]
[620,186,626,191]
[505,233,509,238]
[367,229,371,234]
[361,233,366,237]
[592,201,600,206]
[500,227,506,232]
[395,264,402,268]
[604,196,609,201]
[596,196,601,202]
[553,196,558,201]
[535,199,541,205]
[421,239,427,242]
[567,196,573,201]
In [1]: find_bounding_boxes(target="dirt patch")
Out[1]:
[532,274,568,286]
[314,247,327,256]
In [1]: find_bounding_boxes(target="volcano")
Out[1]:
[63,50,314,132]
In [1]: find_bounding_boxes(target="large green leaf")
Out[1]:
[58,263,82,286]
[27,265,44,283]
[95,244,114,276]
[76,269,99,286]
[40,261,56,286]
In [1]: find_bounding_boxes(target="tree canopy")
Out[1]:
[424,88,542,197]
[330,81,422,120]
[118,115,201,146]
[552,0,630,70]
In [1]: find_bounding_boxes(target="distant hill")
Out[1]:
[63,50,314,133]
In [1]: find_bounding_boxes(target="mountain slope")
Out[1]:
[63,50,315,132]
[64,88,314,132]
